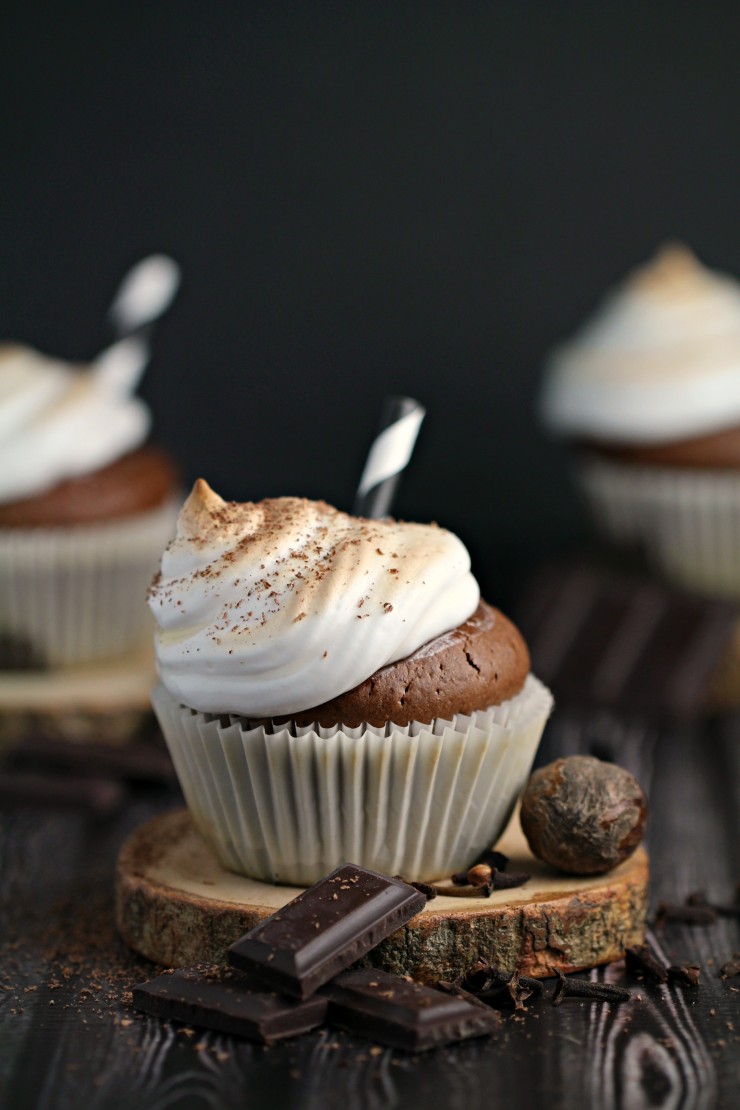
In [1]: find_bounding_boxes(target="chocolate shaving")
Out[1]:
[667,964,701,987]
[719,957,740,980]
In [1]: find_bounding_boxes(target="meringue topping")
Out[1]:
[0,343,150,504]
[540,244,740,445]
[148,482,480,716]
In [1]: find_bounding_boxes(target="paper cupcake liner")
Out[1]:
[0,498,179,668]
[152,675,554,885]
[576,455,740,599]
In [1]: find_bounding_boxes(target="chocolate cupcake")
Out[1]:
[0,343,179,668]
[540,244,740,599]
[149,481,553,884]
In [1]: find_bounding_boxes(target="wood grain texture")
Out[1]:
[115,808,649,979]
[2,713,738,1110]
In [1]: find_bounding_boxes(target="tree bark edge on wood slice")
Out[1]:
[115,808,649,982]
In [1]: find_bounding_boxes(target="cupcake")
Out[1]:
[0,343,180,669]
[540,244,740,599]
[149,481,553,884]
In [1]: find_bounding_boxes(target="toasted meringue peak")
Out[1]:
[0,342,150,504]
[177,479,228,538]
[630,242,702,294]
[149,490,480,717]
[540,244,740,444]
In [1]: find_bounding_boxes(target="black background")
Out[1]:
[2,1,739,604]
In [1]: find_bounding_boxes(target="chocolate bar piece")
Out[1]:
[516,562,738,720]
[227,864,426,999]
[325,968,501,1051]
[132,966,327,1043]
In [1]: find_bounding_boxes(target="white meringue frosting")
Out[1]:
[540,244,740,445]
[0,343,150,504]
[148,481,480,717]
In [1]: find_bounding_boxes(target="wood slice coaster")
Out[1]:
[0,640,156,749]
[116,808,648,982]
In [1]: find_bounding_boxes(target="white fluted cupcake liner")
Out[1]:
[152,675,553,885]
[577,454,740,599]
[0,498,179,668]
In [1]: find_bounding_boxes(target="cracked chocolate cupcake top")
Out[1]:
[149,481,481,717]
[275,600,530,727]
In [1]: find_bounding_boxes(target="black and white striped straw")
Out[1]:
[93,254,181,389]
[353,395,426,519]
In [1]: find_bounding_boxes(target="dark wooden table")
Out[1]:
[1,712,738,1110]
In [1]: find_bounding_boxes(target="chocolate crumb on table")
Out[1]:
[667,965,701,987]
[720,956,740,980]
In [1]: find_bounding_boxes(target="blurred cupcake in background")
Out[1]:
[149,482,553,884]
[0,338,180,670]
[540,243,740,599]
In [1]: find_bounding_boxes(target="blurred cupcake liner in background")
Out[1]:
[0,498,179,668]
[0,259,181,671]
[578,456,740,598]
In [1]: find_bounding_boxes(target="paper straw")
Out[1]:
[353,396,426,518]
[92,255,181,392]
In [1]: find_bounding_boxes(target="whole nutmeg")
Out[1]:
[520,755,647,875]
